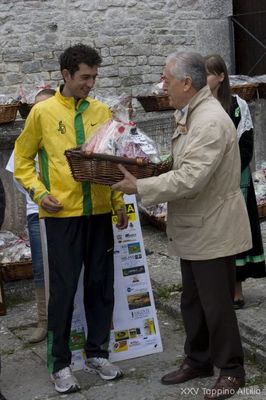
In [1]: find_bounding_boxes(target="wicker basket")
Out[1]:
[136,95,174,112]
[65,147,173,186]
[257,203,266,219]
[18,102,34,119]
[258,82,266,99]
[1,261,33,282]
[0,103,19,124]
[231,83,259,102]
[140,210,166,231]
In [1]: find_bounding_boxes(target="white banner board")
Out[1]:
[108,194,163,362]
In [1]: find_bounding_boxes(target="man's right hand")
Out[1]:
[40,194,63,213]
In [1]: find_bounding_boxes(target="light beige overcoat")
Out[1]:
[137,86,252,260]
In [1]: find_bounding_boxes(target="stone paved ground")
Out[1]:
[1,295,265,400]
[0,220,265,399]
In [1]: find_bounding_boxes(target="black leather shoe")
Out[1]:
[204,375,245,399]
[161,361,214,385]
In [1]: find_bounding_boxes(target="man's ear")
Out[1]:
[62,69,71,82]
[183,76,192,92]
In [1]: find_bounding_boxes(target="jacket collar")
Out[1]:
[55,85,90,110]
[173,85,212,137]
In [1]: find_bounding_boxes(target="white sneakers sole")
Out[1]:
[85,357,124,381]
[50,367,80,394]
[85,365,123,380]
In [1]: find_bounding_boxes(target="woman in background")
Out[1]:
[205,54,266,309]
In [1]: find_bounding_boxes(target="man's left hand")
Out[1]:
[116,207,128,230]
[112,164,138,194]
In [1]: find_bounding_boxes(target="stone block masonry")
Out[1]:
[0,0,232,98]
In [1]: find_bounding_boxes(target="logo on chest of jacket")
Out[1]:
[57,121,66,134]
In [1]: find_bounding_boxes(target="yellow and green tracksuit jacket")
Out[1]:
[14,89,125,218]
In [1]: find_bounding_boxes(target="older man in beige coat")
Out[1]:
[113,52,252,400]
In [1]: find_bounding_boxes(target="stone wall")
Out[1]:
[0,0,233,101]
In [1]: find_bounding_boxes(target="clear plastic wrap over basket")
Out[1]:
[82,94,162,164]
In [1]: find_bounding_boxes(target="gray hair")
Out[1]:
[166,51,207,90]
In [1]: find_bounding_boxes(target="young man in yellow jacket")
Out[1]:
[14,43,128,394]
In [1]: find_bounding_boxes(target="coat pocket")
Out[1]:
[172,214,204,227]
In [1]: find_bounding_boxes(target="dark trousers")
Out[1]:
[45,214,114,374]
[180,257,245,378]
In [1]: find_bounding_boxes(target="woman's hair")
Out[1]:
[166,51,207,90]
[205,54,231,113]
[59,43,102,76]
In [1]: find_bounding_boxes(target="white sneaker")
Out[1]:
[50,366,80,393]
[85,357,123,380]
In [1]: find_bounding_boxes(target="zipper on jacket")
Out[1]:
[74,100,92,215]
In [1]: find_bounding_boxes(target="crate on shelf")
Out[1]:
[0,104,19,124]
[258,203,266,219]
[140,211,167,232]
[231,83,259,102]
[136,95,174,112]
[0,261,33,282]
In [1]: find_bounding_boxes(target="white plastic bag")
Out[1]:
[83,95,162,163]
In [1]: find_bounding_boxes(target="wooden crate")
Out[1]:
[0,261,33,282]
[231,83,258,102]
[0,104,19,124]
[258,203,266,219]
[136,95,174,112]
[140,210,166,232]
